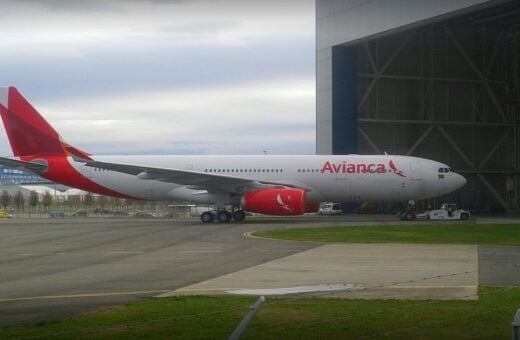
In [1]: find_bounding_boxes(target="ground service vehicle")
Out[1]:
[319,203,342,215]
[420,203,470,220]
[401,203,470,221]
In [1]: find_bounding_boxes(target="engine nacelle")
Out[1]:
[242,188,306,216]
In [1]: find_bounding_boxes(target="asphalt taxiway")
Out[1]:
[0,215,519,326]
[0,217,331,326]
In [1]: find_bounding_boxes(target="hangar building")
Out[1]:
[317,0,520,213]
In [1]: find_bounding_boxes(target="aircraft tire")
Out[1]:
[232,210,246,222]
[217,210,232,223]
[200,211,215,223]
[404,212,415,221]
[460,213,469,220]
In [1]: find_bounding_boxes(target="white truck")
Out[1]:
[401,203,470,221]
[319,203,342,216]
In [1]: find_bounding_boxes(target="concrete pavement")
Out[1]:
[160,243,479,300]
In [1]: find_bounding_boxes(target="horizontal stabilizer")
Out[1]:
[0,156,47,173]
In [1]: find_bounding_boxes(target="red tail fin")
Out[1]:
[0,87,91,159]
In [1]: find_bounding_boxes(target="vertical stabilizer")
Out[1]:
[0,87,72,157]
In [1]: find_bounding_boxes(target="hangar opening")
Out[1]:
[317,0,520,213]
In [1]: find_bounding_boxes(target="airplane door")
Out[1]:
[410,162,422,181]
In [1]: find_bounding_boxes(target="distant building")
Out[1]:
[0,165,48,185]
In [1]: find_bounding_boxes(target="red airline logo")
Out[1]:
[276,193,293,212]
[321,160,406,177]
[388,160,406,177]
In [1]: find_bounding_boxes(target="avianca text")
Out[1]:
[322,161,386,174]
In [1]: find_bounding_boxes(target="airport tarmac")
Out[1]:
[0,215,518,326]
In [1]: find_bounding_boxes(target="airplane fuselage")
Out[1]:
[60,154,465,204]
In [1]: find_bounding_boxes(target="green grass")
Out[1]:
[0,287,518,339]
[252,224,520,245]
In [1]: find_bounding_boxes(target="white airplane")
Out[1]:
[0,87,466,223]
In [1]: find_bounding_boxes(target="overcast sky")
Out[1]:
[0,0,315,155]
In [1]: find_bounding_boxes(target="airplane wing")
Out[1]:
[80,159,307,195]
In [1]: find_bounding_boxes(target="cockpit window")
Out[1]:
[438,168,444,173]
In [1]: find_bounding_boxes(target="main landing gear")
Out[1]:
[200,209,247,223]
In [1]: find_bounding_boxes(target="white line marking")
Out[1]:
[228,284,360,295]
[387,285,477,289]
[16,253,66,256]
[102,252,145,254]
[179,250,223,253]
[243,231,317,243]
[0,290,171,302]
[243,231,271,240]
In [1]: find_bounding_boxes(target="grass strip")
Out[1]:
[252,224,520,245]
[0,287,518,339]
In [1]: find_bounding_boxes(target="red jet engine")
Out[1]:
[242,188,306,216]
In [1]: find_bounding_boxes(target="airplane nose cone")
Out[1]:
[456,173,467,189]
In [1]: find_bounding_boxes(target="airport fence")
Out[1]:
[3,201,212,219]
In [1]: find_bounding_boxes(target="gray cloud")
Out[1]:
[4,0,119,12]
[0,0,315,155]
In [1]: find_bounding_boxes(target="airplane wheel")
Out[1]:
[404,212,415,221]
[460,213,469,220]
[217,210,232,223]
[232,210,246,222]
[200,211,215,223]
